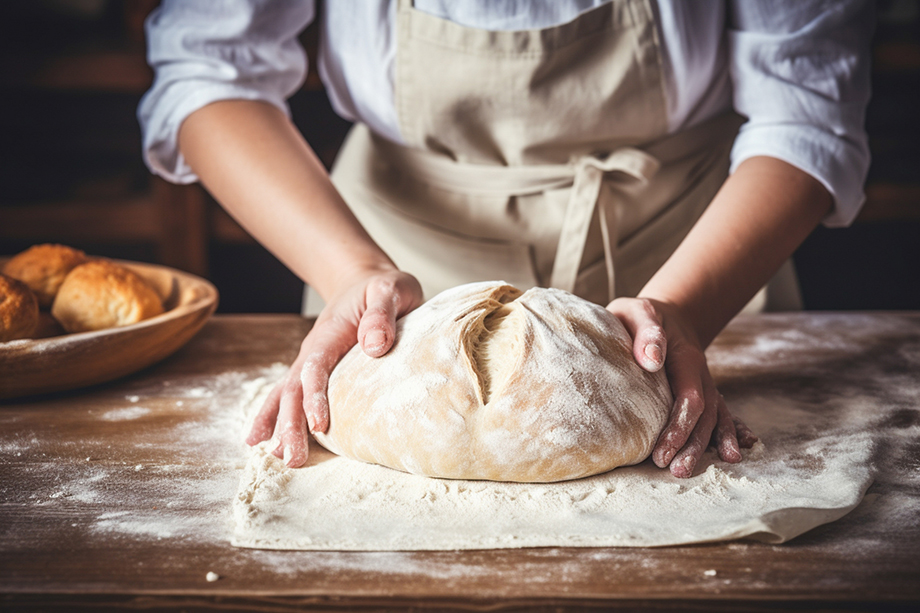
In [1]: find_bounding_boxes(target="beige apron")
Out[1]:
[305,0,800,314]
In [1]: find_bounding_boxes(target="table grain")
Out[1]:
[1,314,919,611]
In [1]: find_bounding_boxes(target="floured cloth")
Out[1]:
[231,372,875,551]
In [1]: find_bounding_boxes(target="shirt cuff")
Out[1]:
[139,81,291,184]
[730,122,870,228]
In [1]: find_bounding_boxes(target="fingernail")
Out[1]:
[653,446,672,467]
[306,411,316,434]
[283,445,292,466]
[675,455,696,478]
[644,343,662,368]
[364,329,387,352]
[721,439,742,463]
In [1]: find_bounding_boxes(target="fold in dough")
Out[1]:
[316,281,672,482]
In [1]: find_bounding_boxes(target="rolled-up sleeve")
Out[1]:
[138,0,314,184]
[728,0,874,227]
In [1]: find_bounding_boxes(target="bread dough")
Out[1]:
[2,244,87,308]
[0,273,39,342]
[51,260,164,333]
[315,282,671,482]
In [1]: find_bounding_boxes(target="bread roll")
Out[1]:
[2,244,87,308]
[51,260,164,333]
[317,281,672,483]
[0,273,40,342]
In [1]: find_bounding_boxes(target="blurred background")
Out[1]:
[1,0,918,314]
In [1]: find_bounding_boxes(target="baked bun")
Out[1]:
[2,244,88,308]
[51,260,164,333]
[0,273,40,342]
[317,281,672,483]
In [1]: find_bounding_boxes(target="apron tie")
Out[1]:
[370,136,659,301]
[550,148,659,302]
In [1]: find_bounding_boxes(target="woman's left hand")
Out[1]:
[607,296,758,478]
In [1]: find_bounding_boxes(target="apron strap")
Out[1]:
[549,148,659,301]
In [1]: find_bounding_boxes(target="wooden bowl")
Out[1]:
[0,259,218,399]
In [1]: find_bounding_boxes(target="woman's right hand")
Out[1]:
[246,268,423,467]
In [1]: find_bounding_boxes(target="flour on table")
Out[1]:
[231,372,875,551]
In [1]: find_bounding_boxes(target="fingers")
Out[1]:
[653,345,735,478]
[653,361,754,476]
[247,301,359,466]
[733,416,759,448]
[358,277,399,357]
[270,380,309,467]
[608,298,666,373]
[245,383,283,446]
[713,393,742,464]
[668,388,718,478]
[245,374,310,468]
[655,376,757,476]
[358,273,424,358]
[300,317,362,436]
[652,345,706,470]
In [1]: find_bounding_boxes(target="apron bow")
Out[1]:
[552,148,660,302]
[370,139,660,302]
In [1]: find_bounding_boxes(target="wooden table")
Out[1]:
[2,314,919,611]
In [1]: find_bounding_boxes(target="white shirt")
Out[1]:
[139,0,873,227]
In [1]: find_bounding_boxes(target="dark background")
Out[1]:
[1,0,918,314]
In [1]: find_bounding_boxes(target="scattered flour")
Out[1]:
[231,369,876,551]
[5,364,292,546]
[6,313,915,568]
[184,387,215,399]
[100,406,152,421]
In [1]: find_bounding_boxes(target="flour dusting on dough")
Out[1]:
[316,282,672,482]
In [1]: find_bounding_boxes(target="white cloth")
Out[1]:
[138,0,873,227]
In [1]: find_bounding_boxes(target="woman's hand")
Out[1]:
[607,297,758,478]
[246,269,423,467]
[607,157,833,478]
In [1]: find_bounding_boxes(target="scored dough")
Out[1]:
[316,281,672,483]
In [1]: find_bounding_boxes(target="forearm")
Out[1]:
[178,99,393,300]
[639,156,833,348]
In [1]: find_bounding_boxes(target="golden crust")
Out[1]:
[2,244,88,308]
[0,273,40,342]
[51,260,164,333]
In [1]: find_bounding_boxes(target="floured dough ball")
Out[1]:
[0,273,40,342]
[317,281,672,483]
[2,244,88,308]
[51,260,164,333]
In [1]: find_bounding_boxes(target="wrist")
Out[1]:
[321,254,399,303]
[634,293,706,350]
